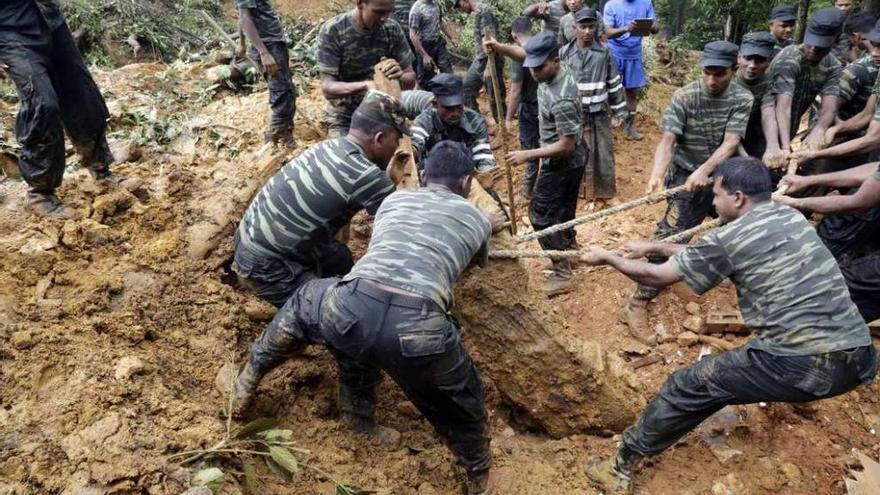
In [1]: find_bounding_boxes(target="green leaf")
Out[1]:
[259,429,293,442]
[241,458,259,495]
[268,446,300,474]
[233,417,279,439]
[192,467,224,492]
[264,457,290,480]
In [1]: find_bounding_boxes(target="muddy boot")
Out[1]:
[91,169,143,192]
[584,449,638,495]
[264,125,297,150]
[622,298,655,346]
[340,413,401,446]
[465,469,496,495]
[26,191,77,219]
[624,114,643,141]
[215,361,261,418]
[544,259,574,297]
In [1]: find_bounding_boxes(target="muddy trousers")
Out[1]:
[582,112,616,200]
[414,39,453,89]
[634,166,715,301]
[623,344,877,456]
[840,252,880,323]
[518,102,540,189]
[248,278,493,474]
[529,153,586,251]
[463,55,506,123]
[249,41,297,139]
[0,23,113,193]
[231,233,354,308]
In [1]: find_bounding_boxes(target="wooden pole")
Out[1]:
[483,31,518,234]
[373,59,420,189]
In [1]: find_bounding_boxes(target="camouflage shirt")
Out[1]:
[236,0,285,43]
[672,201,871,357]
[472,2,500,58]
[411,107,496,172]
[409,0,443,43]
[557,10,604,46]
[0,0,64,33]
[538,66,582,151]
[537,0,568,37]
[401,90,435,119]
[238,137,395,261]
[772,37,793,58]
[735,73,774,157]
[661,80,753,172]
[768,44,842,138]
[344,186,492,310]
[559,40,627,116]
[317,12,414,127]
[832,30,851,66]
[837,55,879,121]
[393,0,417,27]
[510,58,539,105]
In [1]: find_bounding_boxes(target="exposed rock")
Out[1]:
[243,299,276,322]
[396,400,421,419]
[685,302,701,315]
[110,139,142,164]
[677,331,699,347]
[114,356,146,380]
[11,330,35,350]
[682,315,704,333]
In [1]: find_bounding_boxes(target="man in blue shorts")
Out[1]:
[603,0,658,140]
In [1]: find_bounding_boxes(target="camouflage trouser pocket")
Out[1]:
[782,355,834,396]
[399,332,446,358]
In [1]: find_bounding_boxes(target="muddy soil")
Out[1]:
[1,12,879,494]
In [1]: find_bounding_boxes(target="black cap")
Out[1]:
[740,31,776,58]
[805,8,845,48]
[429,73,465,107]
[771,5,797,22]
[701,40,739,68]
[574,8,598,23]
[523,32,559,68]
[867,19,880,43]
[845,11,876,35]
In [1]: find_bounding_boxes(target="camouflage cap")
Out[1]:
[353,90,411,136]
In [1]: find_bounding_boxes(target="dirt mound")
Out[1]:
[0,55,878,495]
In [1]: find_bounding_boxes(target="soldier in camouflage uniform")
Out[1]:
[507,33,587,296]
[236,0,297,147]
[775,162,880,323]
[408,0,453,88]
[560,8,627,200]
[557,0,605,46]
[317,0,415,137]
[766,8,843,164]
[225,141,498,495]
[411,74,496,173]
[839,11,875,64]
[454,0,506,123]
[0,0,141,219]
[401,89,435,119]
[522,0,569,37]
[831,0,856,64]
[734,32,777,159]
[769,5,797,57]
[584,157,877,495]
[483,17,541,199]
[626,42,752,344]
[229,91,405,308]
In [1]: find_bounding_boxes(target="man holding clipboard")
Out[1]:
[603,0,659,140]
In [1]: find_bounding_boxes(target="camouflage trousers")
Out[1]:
[623,344,877,456]
[518,102,540,189]
[414,39,453,89]
[529,146,587,251]
[463,55,506,123]
[248,278,493,474]
[0,23,113,194]
[634,165,715,301]
[582,112,616,200]
[231,232,354,308]
[249,41,297,140]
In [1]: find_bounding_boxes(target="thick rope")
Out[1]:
[490,218,722,260]
[514,184,688,244]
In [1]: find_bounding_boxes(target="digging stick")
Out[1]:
[483,30,518,234]
[200,10,258,67]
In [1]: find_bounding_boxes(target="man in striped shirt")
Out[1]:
[230,91,405,308]
[560,8,627,200]
[411,73,496,172]
[625,41,752,344]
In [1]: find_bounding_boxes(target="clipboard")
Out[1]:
[630,18,654,37]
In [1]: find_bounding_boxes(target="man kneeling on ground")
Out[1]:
[581,157,877,494]
[223,140,498,495]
